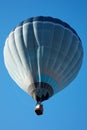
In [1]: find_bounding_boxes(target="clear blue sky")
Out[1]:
[0,0,87,130]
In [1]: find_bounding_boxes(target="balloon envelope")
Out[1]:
[4,16,83,103]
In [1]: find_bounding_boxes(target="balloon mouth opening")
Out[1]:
[35,103,43,115]
[28,82,54,102]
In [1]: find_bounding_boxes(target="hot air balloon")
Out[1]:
[4,16,83,115]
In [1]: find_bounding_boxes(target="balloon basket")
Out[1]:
[34,103,43,115]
